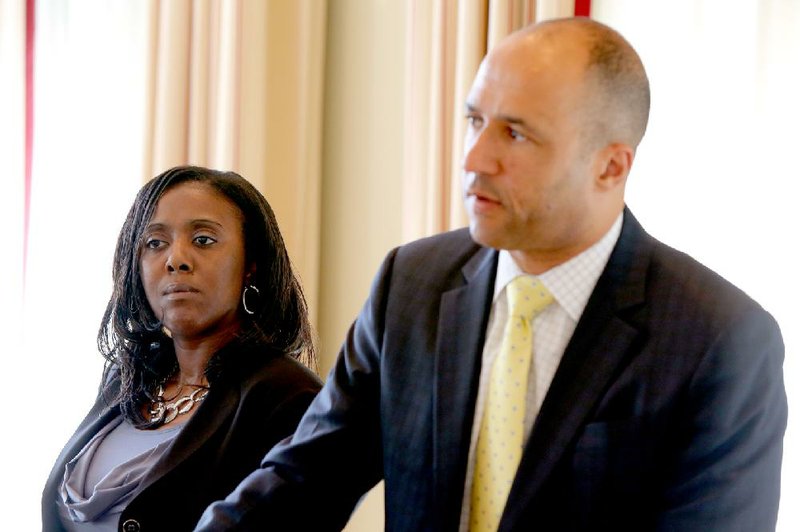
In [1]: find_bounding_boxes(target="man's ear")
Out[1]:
[595,142,634,190]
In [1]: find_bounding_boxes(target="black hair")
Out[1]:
[98,165,316,428]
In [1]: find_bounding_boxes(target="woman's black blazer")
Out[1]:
[42,347,321,531]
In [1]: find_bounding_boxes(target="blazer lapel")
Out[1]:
[42,400,120,526]
[502,209,652,528]
[433,245,498,530]
[137,381,240,491]
[43,370,240,527]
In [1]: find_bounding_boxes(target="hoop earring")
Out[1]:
[242,284,260,315]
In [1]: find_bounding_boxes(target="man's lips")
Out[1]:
[163,283,199,296]
[467,190,502,210]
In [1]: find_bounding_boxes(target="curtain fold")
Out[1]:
[143,0,327,322]
[402,0,572,243]
[401,0,458,241]
[144,0,242,174]
[448,1,489,231]
[239,0,327,320]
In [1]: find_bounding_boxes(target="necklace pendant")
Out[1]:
[173,396,194,415]
[149,402,165,423]
[150,384,209,425]
[163,404,179,424]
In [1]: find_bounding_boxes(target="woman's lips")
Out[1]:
[163,283,199,296]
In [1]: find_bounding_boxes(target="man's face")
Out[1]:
[463,35,602,269]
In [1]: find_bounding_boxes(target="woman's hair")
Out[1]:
[98,165,315,427]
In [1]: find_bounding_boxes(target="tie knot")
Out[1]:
[506,275,553,320]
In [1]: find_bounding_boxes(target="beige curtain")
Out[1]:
[402,0,574,243]
[143,0,327,321]
[344,2,574,529]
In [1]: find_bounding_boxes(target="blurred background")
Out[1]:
[0,0,797,529]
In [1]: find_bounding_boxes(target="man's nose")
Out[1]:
[463,126,500,177]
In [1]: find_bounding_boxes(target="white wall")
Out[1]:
[593,2,800,529]
[4,2,149,528]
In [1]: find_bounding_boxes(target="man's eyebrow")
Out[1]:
[498,114,533,130]
[467,103,536,130]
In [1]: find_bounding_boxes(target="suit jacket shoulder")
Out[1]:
[506,210,786,531]
[197,211,787,532]
[391,228,483,285]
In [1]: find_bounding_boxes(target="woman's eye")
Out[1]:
[145,239,164,249]
[194,235,217,246]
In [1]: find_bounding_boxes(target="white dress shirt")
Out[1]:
[458,213,623,531]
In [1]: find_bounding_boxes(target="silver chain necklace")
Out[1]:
[149,385,209,424]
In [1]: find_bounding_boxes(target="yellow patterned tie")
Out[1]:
[470,276,554,531]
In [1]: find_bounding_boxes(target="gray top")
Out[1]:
[57,415,181,531]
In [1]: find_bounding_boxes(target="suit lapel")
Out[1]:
[433,245,498,530]
[502,209,653,528]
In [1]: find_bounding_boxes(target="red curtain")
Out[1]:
[24,0,35,284]
[574,0,591,17]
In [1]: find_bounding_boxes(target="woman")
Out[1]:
[42,166,321,531]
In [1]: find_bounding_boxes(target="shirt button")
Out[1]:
[122,519,141,532]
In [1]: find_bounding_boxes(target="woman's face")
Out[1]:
[139,181,249,343]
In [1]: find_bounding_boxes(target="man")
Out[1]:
[196,17,787,531]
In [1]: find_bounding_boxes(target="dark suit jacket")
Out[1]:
[196,209,787,531]
[42,344,321,532]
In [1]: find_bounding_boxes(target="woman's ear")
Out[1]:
[244,263,257,285]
